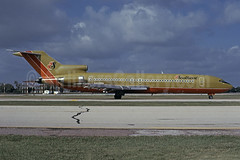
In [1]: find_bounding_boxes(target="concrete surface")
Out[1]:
[1,105,240,129]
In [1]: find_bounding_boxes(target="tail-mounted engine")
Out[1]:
[56,76,86,85]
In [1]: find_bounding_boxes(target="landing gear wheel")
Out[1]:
[208,95,213,99]
[114,91,125,99]
[114,94,122,99]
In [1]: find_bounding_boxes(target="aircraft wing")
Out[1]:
[83,83,148,91]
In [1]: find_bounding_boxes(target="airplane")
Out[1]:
[12,50,233,99]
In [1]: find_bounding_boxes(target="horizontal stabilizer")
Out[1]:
[9,50,41,57]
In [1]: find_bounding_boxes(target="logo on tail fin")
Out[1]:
[47,61,56,70]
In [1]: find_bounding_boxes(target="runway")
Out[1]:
[1,98,240,102]
[1,105,240,129]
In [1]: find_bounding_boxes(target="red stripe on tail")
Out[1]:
[21,53,60,86]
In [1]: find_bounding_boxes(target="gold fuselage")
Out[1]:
[53,72,232,94]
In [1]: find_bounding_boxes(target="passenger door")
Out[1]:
[199,77,205,87]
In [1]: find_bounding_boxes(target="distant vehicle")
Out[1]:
[43,90,50,95]
[53,91,59,95]
[13,50,233,99]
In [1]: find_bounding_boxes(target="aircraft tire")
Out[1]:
[208,95,213,99]
[114,94,122,99]
[114,91,124,99]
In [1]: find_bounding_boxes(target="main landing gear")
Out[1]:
[114,91,125,99]
[208,94,215,99]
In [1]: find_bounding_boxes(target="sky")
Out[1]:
[1,0,240,86]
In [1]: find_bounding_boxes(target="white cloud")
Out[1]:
[48,2,210,75]
[223,2,240,24]
[108,3,206,43]
[136,0,201,7]
[73,22,86,31]
[68,2,207,57]
[227,45,240,56]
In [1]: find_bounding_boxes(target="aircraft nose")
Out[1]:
[228,84,234,91]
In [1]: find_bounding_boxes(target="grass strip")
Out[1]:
[1,135,240,160]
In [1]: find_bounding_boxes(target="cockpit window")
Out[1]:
[219,79,230,85]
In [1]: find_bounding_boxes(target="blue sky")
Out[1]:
[1,0,240,86]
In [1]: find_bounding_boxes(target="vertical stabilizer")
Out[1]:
[13,50,61,85]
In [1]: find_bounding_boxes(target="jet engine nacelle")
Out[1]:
[56,76,86,84]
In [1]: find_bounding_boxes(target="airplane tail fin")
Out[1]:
[13,50,88,84]
[13,51,61,79]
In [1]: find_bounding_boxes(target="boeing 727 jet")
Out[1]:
[13,50,233,99]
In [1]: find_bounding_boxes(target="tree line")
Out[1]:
[0,81,20,93]
[229,87,240,93]
[0,81,52,94]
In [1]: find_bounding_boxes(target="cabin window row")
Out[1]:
[90,78,194,83]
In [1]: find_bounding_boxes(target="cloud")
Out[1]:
[0,0,69,48]
[41,2,208,77]
[110,3,206,44]
[41,2,210,75]
[222,1,240,24]
[64,3,206,60]
[227,45,240,56]
[136,0,201,7]
[72,22,87,31]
